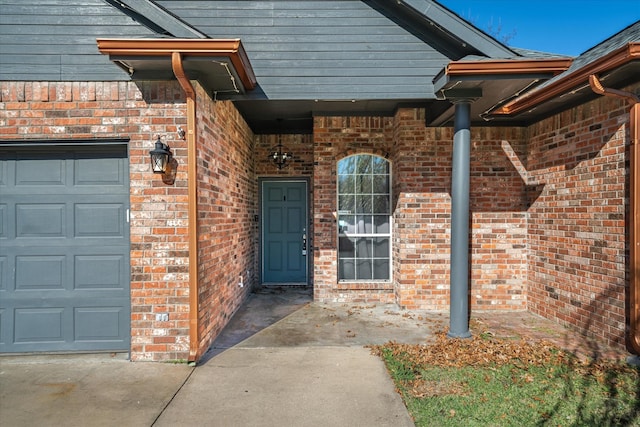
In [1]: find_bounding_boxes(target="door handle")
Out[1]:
[302,230,307,255]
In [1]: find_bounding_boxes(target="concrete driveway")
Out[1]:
[1,287,427,426]
[0,353,192,427]
[2,286,630,426]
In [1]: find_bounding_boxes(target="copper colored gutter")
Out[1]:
[172,52,200,362]
[631,103,640,356]
[97,38,257,90]
[98,38,259,362]
[494,43,640,116]
[589,74,640,355]
[445,58,572,76]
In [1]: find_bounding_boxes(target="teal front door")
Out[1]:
[262,180,308,283]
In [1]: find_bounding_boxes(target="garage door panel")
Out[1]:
[0,157,6,185]
[75,307,125,341]
[0,308,5,345]
[16,255,65,290]
[0,204,6,238]
[14,307,64,343]
[0,144,130,353]
[75,203,125,237]
[75,155,126,186]
[75,254,125,290]
[16,203,66,237]
[15,154,67,186]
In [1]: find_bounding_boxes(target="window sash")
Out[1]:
[337,154,391,282]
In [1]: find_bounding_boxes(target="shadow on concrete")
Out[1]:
[198,286,313,365]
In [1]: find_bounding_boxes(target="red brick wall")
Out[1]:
[0,81,266,361]
[526,88,634,349]
[2,79,632,355]
[392,109,451,309]
[311,112,527,308]
[194,88,257,358]
[469,128,529,310]
[391,109,528,310]
[0,81,191,361]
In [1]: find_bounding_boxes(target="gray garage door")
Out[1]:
[0,144,130,353]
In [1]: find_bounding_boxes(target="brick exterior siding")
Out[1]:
[0,81,257,361]
[312,110,528,310]
[194,85,255,360]
[1,80,634,358]
[525,86,636,349]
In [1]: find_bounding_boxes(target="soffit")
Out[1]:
[487,43,640,123]
[427,58,573,126]
[96,38,257,94]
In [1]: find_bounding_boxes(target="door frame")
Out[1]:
[258,177,311,285]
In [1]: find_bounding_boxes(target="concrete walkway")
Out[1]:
[2,286,631,426]
[1,288,421,427]
[155,287,420,426]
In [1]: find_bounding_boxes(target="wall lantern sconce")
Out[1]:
[269,135,291,170]
[149,136,172,174]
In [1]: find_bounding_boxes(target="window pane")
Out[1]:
[373,259,390,280]
[356,156,372,174]
[373,238,389,257]
[356,174,372,193]
[373,195,389,214]
[339,259,355,280]
[339,236,356,257]
[373,175,389,193]
[355,195,371,213]
[356,259,372,280]
[372,156,389,174]
[356,238,372,257]
[373,215,389,233]
[338,175,354,193]
[339,195,354,214]
[338,157,356,175]
[356,215,372,233]
[339,215,355,234]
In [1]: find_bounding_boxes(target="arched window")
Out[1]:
[337,154,391,281]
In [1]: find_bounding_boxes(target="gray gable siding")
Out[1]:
[157,0,453,100]
[1,0,489,102]
[0,0,155,81]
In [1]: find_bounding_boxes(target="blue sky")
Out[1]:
[438,0,640,56]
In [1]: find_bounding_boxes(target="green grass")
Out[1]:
[378,346,640,426]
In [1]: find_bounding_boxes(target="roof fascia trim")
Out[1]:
[396,0,517,58]
[445,58,573,76]
[433,58,573,94]
[96,38,257,90]
[112,0,208,38]
[492,42,640,116]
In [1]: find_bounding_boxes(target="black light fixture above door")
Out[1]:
[149,136,172,174]
[269,119,292,170]
[269,135,291,170]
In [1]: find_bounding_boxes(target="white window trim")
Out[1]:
[336,154,393,283]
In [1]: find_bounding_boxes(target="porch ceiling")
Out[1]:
[233,99,428,134]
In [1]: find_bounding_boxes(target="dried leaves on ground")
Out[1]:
[369,327,640,425]
[369,329,636,377]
